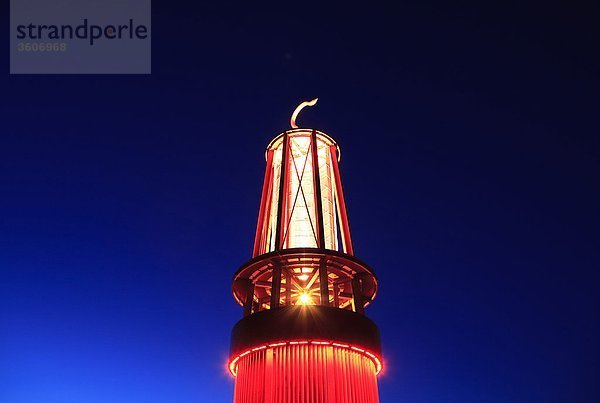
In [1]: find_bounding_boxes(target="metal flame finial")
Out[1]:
[290,98,318,128]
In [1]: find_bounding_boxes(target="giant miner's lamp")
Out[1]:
[229,99,382,403]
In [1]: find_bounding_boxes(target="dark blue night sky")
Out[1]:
[2,2,599,402]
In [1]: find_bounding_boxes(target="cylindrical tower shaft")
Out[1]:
[234,343,378,403]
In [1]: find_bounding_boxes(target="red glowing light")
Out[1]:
[229,340,382,377]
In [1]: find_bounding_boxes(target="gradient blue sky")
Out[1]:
[2,2,599,402]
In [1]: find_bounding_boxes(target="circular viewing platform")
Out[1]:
[232,248,378,315]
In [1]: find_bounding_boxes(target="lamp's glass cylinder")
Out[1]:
[253,129,350,256]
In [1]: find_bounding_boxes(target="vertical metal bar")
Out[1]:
[285,268,292,306]
[311,130,330,307]
[330,144,355,255]
[274,132,289,250]
[318,258,329,306]
[270,134,288,311]
[262,177,274,254]
[270,266,282,309]
[253,149,275,257]
[311,130,326,248]
[243,280,254,317]
[351,276,364,314]
[333,283,340,308]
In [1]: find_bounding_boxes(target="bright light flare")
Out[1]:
[298,292,312,305]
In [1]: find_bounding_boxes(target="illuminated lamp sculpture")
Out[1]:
[229,99,382,402]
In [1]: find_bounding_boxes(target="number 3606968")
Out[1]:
[17,42,67,52]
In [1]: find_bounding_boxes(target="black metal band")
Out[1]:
[230,305,382,357]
